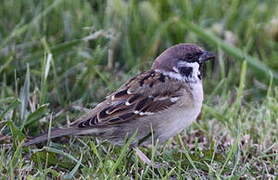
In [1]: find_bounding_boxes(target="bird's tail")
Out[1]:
[24,127,81,146]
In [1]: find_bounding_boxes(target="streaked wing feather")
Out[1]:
[75,70,183,128]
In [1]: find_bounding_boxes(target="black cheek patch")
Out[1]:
[179,67,193,77]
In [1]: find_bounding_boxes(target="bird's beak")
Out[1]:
[199,51,215,62]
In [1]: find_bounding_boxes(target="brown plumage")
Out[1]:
[24,43,214,146]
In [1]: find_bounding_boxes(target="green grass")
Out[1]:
[0,0,278,179]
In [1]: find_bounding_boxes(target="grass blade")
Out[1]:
[0,0,65,49]
[20,64,30,123]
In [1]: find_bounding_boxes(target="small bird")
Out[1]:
[24,43,214,148]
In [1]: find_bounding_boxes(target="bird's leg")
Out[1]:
[137,132,152,147]
[131,132,165,168]
[133,147,152,166]
[127,145,154,167]
[133,132,154,165]
[133,146,167,168]
[126,144,153,167]
[128,131,163,167]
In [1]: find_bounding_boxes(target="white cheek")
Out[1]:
[190,62,200,79]
[155,62,201,83]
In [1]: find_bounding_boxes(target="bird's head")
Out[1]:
[152,43,215,83]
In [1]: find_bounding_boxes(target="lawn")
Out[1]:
[0,0,277,179]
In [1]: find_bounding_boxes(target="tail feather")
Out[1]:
[24,127,80,146]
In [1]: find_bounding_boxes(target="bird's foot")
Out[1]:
[133,147,168,168]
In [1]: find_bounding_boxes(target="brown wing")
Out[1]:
[73,70,185,128]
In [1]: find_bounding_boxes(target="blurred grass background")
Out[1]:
[0,0,277,179]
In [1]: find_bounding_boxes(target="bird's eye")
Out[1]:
[187,54,193,59]
[179,66,192,77]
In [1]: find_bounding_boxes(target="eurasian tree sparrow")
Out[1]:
[25,43,214,147]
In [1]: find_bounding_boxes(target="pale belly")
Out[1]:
[154,82,204,143]
[154,103,202,143]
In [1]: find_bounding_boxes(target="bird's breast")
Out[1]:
[154,82,203,143]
